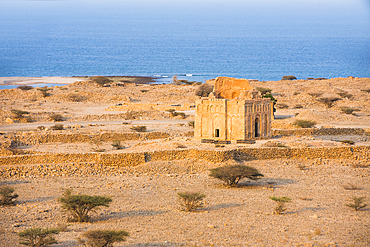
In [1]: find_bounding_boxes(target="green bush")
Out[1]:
[90,76,113,86]
[78,230,129,247]
[195,83,214,97]
[58,190,112,222]
[18,227,60,247]
[0,186,18,206]
[345,196,367,211]
[262,93,277,112]
[281,75,297,80]
[130,125,147,132]
[209,164,264,186]
[178,191,206,212]
[256,87,272,95]
[269,196,291,215]
[293,119,316,128]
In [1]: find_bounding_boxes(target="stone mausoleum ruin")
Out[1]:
[195,77,273,143]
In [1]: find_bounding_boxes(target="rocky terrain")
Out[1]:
[0,76,369,246]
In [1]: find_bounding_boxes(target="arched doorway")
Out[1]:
[255,118,260,138]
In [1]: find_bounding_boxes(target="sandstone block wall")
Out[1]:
[1,146,369,167]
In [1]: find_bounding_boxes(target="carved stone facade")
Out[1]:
[195,77,272,143]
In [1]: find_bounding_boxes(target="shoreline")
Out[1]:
[0,76,161,86]
[0,76,87,86]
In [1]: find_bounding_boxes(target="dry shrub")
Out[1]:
[11,109,29,119]
[78,230,129,247]
[293,119,316,128]
[111,140,124,149]
[195,83,214,97]
[0,186,18,206]
[317,97,341,108]
[337,91,353,99]
[276,103,289,109]
[256,87,272,95]
[17,85,33,91]
[342,183,361,190]
[294,104,303,109]
[130,125,147,132]
[269,196,291,215]
[345,196,367,211]
[178,191,206,212]
[340,107,359,115]
[6,148,25,155]
[281,75,297,80]
[174,143,187,149]
[90,76,113,86]
[341,140,354,145]
[68,93,85,102]
[50,124,64,130]
[307,92,323,98]
[49,113,64,122]
[124,110,137,120]
[188,121,195,128]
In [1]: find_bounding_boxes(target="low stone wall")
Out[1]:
[272,128,370,136]
[7,132,171,146]
[1,146,369,167]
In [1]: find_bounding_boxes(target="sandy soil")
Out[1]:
[0,158,369,247]
[1,77,370,246]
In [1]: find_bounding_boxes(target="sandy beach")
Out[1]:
[0,77,87,86]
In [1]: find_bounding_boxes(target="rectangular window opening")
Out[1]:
[215,129,220,138]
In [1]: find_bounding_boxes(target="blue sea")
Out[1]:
[0,1,369,83]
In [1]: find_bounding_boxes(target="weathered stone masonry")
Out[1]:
[195,77,272,143]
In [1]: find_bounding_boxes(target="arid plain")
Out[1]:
[0,76,369,246]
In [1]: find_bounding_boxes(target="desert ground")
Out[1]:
[0,76,369,246]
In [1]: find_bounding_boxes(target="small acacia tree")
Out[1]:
[18,227,60,247]
[269,196,291,215]
[178,191,206,212]
[78,230,129,247]
[58,190,112,222]
[209,164,264,187]
[0,185,18,206]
